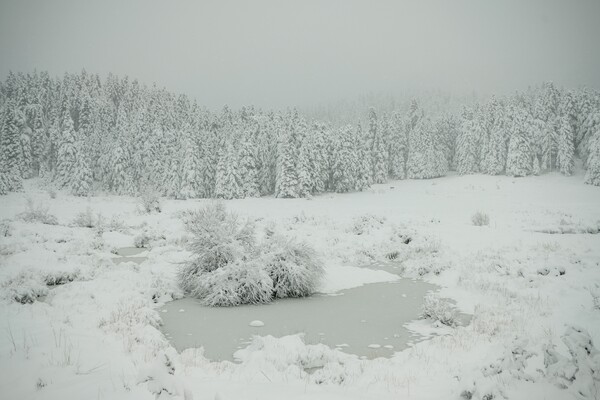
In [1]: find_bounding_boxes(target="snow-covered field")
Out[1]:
[1,172,599,400]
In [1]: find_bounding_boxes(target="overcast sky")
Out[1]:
[1,0,599,109]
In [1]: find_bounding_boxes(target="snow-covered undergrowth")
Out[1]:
[1,174,599,400]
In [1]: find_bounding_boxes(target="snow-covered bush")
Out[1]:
[18,198,58,225]
[544,325,600,396]
[139,187,162,214]
[71,207,96,228]
[134,232,152,248]
[421,293,457,326]
[179,203,323,306]
[348,214,386,235]
[44,270,79,286]
[178,203,258,304]
[191,261,273,306]
[1,272,48,304]
[471,211,490,226]
[0,219,11,237]
[262,235,324,298]
[181,202,255,273]
[47,188,57,199]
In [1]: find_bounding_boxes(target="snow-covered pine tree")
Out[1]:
[584,130,600,186]
[579,111,600,168]
[331,125,357,192]
[109,106,134,195]
[480,100,508,175]
[368,108,387,184]
[296,142,312,197]
[55,108,77,189]
[306,122,328,194]
[19,125,32,179]
[275,112,299,198]
[178,124,200,199]
[506,109,533,177]
[388,111,407,179]
[295,115,312,197]
[30,109,47,178]
[556,115,575,176]
[70,139,93,196]
[456,107,480,174]
[435,114,459,173]
[238,124,260,198]
[406,117,447,179]
[0,100,24,192]
[354,122,372,191]
[215,139,241,199]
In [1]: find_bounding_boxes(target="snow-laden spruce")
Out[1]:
[178,203,324,306]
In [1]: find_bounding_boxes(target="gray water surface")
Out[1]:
[113,247,148,264]
[160,278,437,361]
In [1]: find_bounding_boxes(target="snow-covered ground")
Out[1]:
[1,172,599,399]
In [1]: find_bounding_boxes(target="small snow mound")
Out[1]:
[178,309,185,312]
[249,320,265,327]
[368,344,381,349]
[384,345,394,349]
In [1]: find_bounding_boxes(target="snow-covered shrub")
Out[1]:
[421,293,457,326]
[179,203,324,306]
[348,214,386,235]
[0,219,11,237]
[472,211,490,226]
[47,188,57,199]
[134,232,151,248]
[139,187,162,214]
[18,198,58,225]
[180,202,255,273]
[545,325,600,396]
[261,235,324,298]
[188,261,273,306]
[71,207,96,228]
[1,272,48,304]
[138,351,192,399]
[178,203,258,304]
[44,270,79,286]
[109,217,126,232]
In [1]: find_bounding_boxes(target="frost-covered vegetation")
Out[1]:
[71,206,96,228]
[178,203,324,306]
[17,198,58,225]
[471,211,490,226]
[138,187,162,214]
[1,73,600,199]
[421,293,458,327]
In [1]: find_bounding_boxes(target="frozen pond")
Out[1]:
[113,247,148,264]
[161,278,438,361]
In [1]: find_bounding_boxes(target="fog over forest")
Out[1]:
[1,0,600,109]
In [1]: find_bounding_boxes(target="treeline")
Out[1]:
[0,70,599,198]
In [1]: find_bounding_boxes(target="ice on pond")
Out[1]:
[113,247,148,264]
[161,279,440,361]
[115,247,146,257]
